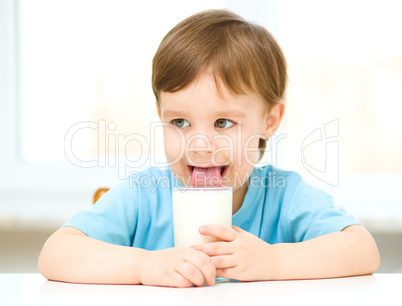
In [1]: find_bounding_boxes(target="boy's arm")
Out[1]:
[268,225,380,280]
[194,224,380,280]
[38,226,216,286]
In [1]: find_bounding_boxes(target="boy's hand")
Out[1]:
[139,247,216,287]
[193,225,273,281]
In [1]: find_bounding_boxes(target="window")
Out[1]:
[0,0,276,216]
[1,0,400,228]
[275,0,402,218]
[1,0,229,196]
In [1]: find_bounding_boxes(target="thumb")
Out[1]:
[232,225,245,233]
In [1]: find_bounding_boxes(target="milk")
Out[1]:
[172,187,232,247]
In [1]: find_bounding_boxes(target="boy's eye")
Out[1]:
[215,118,234,129]
[172,118,190,128]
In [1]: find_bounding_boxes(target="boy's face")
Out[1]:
[157,72,283,205]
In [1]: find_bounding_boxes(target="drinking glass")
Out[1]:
[172,186,232,283]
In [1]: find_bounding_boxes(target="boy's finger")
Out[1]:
[175,261,206,287]
[184,252,216,286]
[211,254,236,269]
[172,271,194,288]
[232,225,245,233]
[199,225,236,241]
[216,267,233,280]
[193,241,232,256]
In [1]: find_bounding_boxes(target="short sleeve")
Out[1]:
[282,175,360,242]
[63,176,139,246]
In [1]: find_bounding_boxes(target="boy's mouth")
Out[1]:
[187,165,229,187]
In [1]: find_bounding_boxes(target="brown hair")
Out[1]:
[152,9,287,161]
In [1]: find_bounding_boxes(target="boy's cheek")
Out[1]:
[242,137,260,165]
[163,130,186,162]
[165,149,185,168]
[212,150,231,165]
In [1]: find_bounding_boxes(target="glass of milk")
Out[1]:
[172,186,233,248]
[172,186,233,283]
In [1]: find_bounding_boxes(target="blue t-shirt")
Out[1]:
[64,165,359,250]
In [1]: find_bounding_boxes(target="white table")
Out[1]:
[0,273,400,306]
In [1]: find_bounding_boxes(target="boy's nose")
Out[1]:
[184,132,216,165]
[186,133,214,153]
[185,133,230,166]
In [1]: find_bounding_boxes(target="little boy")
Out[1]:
[38,9,380,287]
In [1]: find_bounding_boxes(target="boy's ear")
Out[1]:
[262,101,285,139]
[156,102,162,120]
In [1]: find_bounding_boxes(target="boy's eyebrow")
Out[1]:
[162,110,191,118]
[213,110,246,118]
[163,109,246,118]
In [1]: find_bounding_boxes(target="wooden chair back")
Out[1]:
[93,188,110,204]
